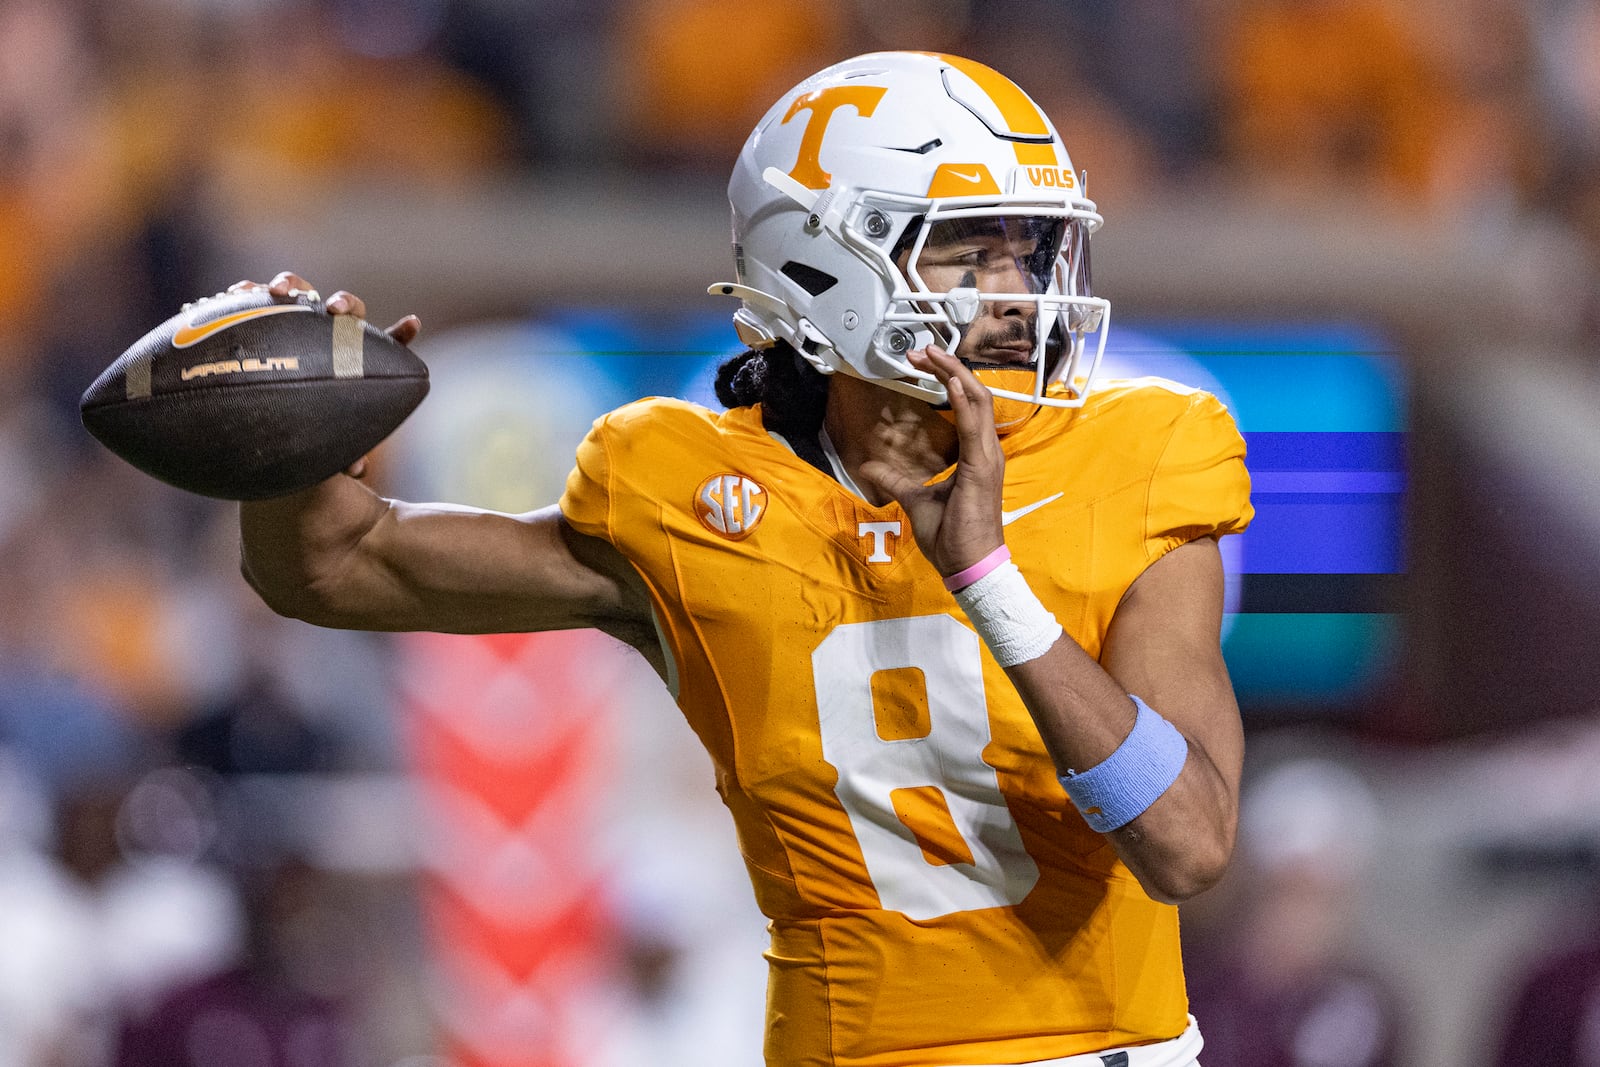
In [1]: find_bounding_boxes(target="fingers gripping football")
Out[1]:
[229,273,422,347]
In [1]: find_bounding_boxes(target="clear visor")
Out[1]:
[910,214,1075,302]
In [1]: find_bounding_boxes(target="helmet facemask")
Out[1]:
[887,209,1105,430]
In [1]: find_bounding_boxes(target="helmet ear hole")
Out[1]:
[780,262,839,297]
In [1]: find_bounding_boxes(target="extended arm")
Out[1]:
[236,274,659,667]
[242,486,655,641]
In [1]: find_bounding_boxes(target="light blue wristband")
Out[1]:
[1060,696,1188,833]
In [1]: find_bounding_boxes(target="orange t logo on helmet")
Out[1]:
[782,84,888,189]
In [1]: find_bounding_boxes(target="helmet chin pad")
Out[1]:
[935,364,1042,435]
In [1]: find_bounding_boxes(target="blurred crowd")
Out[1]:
[4,0,1600,1064]
[7,0,1600,354]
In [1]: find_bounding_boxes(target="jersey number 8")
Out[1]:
[813,615,1041,920]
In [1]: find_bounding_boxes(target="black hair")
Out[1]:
[714,341,831,470]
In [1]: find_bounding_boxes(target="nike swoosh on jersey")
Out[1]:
[1000,492,1064,526]
[947,167,985,183]
[172,304,314,349]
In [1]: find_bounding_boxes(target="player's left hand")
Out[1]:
[858,346,1005,578]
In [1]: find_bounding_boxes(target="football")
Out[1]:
[80,288,430,500]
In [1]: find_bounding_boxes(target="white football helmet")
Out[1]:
[711,51,1109,425]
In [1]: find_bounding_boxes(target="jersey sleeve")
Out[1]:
[1143,391,1253,560]
[559,413,615,544]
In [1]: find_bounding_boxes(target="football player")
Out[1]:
[240,52,1252,1067]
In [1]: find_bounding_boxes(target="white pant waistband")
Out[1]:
[950,1015,1203,1067]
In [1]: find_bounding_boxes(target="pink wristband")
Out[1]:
[942,544,1011,592]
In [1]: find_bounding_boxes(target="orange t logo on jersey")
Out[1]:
[783,84,888,189]
[696,474,768,539]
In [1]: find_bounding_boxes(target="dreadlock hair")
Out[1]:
[714,341,832,470]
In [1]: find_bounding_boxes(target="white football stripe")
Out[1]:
[332,314,364,378]
[126,353,152,399]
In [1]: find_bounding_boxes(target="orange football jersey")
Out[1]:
[560,378,1252,1066]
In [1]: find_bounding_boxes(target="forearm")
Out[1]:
[238,473,528,630]
[242,480,648,636]
[1002,639,1239,903]
[950,539,1242,904]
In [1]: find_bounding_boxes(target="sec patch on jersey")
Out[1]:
[80,288,429,500]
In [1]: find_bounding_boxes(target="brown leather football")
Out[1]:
[80,288,429,499]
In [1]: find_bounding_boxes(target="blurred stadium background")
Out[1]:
[4,0,1600,1064]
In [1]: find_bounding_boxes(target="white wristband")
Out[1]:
[951,560,1063,667]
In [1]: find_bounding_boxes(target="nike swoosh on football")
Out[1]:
[172,304,314,348]
[1001,492,1064,526]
